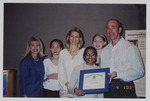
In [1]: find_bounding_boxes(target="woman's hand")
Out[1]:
[23,94,27,97]
[74,88,85,96]
[44,73,58,81]
[47,73,58,80]
[65,81,69,87]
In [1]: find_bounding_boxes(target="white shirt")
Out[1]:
[58,48,85,90]
[68,63,104,98]
[43,58,60,91]
[101,37,144,82]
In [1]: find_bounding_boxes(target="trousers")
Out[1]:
[43,88,59,98]
[104,79,137,98]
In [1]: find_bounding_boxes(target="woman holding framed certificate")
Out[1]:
[68,46,104,98]
[58,27,85,98]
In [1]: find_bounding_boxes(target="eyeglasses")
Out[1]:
[85,53,95,56]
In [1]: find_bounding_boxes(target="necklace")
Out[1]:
[69,48,79,52]
[68,49,79,57]
[34,58,39,61]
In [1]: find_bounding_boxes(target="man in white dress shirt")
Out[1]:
[101,19,145,98]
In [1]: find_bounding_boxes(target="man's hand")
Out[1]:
[108,71,117,83]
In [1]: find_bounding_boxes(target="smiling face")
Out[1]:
[30,41,40,57]
[69,31,80,45]
[92,35,106,50]
[50,41,62,56]
[84,49,97,66]
[106,20,122,42]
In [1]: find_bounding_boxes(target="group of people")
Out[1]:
[19,19,145,98]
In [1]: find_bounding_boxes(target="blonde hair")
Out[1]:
[24,36,45,58]
[92,33,108,48]
[92,33,108,66]
[65,27,85,49]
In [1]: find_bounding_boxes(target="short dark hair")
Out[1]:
[106,19,124,36]
[83,46,97,63]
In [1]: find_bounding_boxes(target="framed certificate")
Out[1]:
[79,68,109,93]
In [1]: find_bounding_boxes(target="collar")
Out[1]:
[84,63,96,68]
[110,37,125,47]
